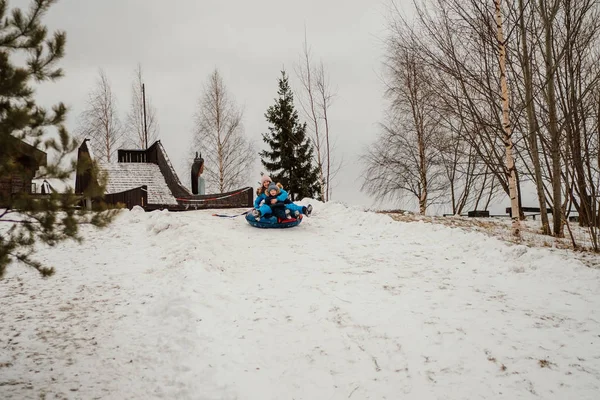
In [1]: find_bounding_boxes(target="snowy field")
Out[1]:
[1,202,600,399]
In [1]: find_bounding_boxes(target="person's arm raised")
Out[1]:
[276,189,288,202]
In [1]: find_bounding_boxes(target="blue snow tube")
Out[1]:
[245,213,303,229]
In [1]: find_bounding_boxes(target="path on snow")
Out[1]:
[1,202,599,399]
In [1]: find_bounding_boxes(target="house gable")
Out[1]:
[99,162,178,205]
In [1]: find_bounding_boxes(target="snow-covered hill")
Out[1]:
[1,202,599,399]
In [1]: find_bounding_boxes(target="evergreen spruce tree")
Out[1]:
[0,0,115,278]
[260,70,321,201]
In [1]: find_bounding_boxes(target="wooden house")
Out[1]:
[75,139,253,211]
[0,136,47,207]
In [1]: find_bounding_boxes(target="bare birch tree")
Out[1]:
[553,0,600,231]
[295,38,326,200]
[362,31,446,214]
[314,61,338,201]
[76,69,123,163]
[191,69,255,193]
[373,0,600,243]
[125,63,159,149]
[536,0,562,237]
[395,0,525,226]
[295,32,338,201]
[495,0,521,237]
[514,0,551,234]
[408,0,515,201]
[436,113,502,215]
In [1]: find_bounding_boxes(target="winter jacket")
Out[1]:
[264,196,288,219]
[254,187,288,209]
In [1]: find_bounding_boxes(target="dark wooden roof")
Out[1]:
[75,138,253,210]
[1,135,47,167]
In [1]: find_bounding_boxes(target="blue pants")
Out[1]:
[258,203,273,216]
[257,202,304,216]
[285,203,304,213]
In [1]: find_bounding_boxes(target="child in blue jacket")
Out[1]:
[262,183,292,220]
[252,176,312,221]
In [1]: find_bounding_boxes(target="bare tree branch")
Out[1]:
[75,69,124,163]
[124,63,159,149]
[191,69,255,193]
[294,30,326,200]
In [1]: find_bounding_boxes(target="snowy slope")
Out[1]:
[1,202,599,399]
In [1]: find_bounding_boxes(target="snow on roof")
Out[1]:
[99,162,178,205]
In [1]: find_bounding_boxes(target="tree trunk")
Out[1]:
[300,40,326,202]
[418,129,428,214]
[450,179,457,214]
[323,97,332,201]
[216,89,223,193]
[411,56,429,215]
[518,0,550,234]
[564,25,592,227]
[515,168,526,220]
[485,175,496,210]
[495,0,521,237]
[539,0,563,236]
[473,168,488,212]
[596,94,600,227]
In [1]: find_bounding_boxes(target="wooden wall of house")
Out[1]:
[103,186,148,209]
[1,138,46,207]
[117,143,160,164]
[118,150,147,163]
[146,144,159,164]
[0,168,36,207]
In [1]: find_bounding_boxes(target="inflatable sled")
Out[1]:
[245,213,303,229]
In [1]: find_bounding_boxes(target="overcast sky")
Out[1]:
[20,0,412,209]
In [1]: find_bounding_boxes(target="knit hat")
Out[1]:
[261,175,271,185]
[267,182,279,194]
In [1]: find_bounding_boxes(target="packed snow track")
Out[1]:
[1,202,599,399]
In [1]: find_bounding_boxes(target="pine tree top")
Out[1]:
[259,70,322,201]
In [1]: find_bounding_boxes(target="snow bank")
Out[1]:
[1,200,599,399]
